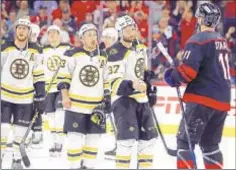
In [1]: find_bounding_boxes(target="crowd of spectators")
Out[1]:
[1,0,235,84]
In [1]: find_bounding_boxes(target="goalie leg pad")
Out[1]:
[177,139,196,169]
[137,138,156,169]
[67,132,83,169]
[200,144,223,169]
[116,139,135,169]
[83,134,101,168]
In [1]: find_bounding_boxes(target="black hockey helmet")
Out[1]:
[195,2,221,27]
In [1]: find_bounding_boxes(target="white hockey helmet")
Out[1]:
[78,23,97,38]
[115,15,136,32]
[31,23,40,39]
[15,17,31,29]
[102,27,119,42]
[47,25,61,34]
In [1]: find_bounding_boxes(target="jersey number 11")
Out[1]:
[219,53,230,80]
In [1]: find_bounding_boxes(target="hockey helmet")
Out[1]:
[102,27,118,42]
[78,23,97,38]
[15,17,31,29]
[115,15,136,32]
[195,2,221,27]
[31,23,40,39]
[47,25,61,34]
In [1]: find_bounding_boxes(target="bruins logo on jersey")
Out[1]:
[135,58,145,78]
[10,59,29,79]
[79,65,100,87]
[47,55,66,71]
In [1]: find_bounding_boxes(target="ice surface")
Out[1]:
[2,132,235,169]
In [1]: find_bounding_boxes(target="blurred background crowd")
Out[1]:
[1,0,235,84]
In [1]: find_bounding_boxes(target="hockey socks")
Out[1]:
[177,149,195,169]
[201,144,223,169]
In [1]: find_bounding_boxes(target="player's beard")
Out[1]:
[16,34,28,42]
[123,35,135,43]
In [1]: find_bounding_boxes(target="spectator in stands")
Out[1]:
[61,7,77,36]
[5,10,17,41]
[51,0,70,21]
[179,7,196,49]
[79,12,94,28]
[223,1,236,37]
[134,11,148,43]
[16,0,35,20]
[225,26,236,84]
[37,5,48,28]
[102,13,116,29]
[103,1,120,19]
[1,18,8,41]
[71,0,100,26]
[144,1,166,24]
[34,0,58,15]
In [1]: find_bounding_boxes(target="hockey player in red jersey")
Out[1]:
[164,2,231,169]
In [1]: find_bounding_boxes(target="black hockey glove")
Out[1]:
[148,86,157,107]
[91,103,106,129]
[34,96,46,114]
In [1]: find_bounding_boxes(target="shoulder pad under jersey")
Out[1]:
[28,42,42,53]
[187,31,225,45]
[64,47,82,57]
[107,42,129,62]
[1,41,14,52]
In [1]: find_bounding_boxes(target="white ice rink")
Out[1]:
[2,132,235,169]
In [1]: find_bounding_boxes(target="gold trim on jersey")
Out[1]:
[69,93,103,102]
[28,48,39,54]
[1,89,34,99]
[136,44,146,49]
[124,50,131,60]
[69,93,103,110]
[2,46,16,53]
[72,52,87,58]
[110,78,123,96]
[1,83,34,93]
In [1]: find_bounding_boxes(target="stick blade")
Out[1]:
[19,144,30,167]
[167,149,177,156]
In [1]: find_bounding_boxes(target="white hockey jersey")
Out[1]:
[106,42,148,103]
[1,41,44,104]
[57,47,107,114]
[42,43,71,93]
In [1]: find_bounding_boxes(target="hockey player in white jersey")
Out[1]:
[101,27,119,48]
[57,23,108,169]
[29,23,45,148]
[106,15,158,169]
[1,17,45,169]
[42,25,71,156]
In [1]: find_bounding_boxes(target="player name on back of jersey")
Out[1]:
[215,41,227,50]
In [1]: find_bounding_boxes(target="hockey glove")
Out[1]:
[34,96,46,114]
[91,104,106,128]
[148,86,157,107]
[164,68,181,87]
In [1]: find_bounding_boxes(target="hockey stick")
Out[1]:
[157,42,197,169]
[149,106,177,156]
[20,59,63,167]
